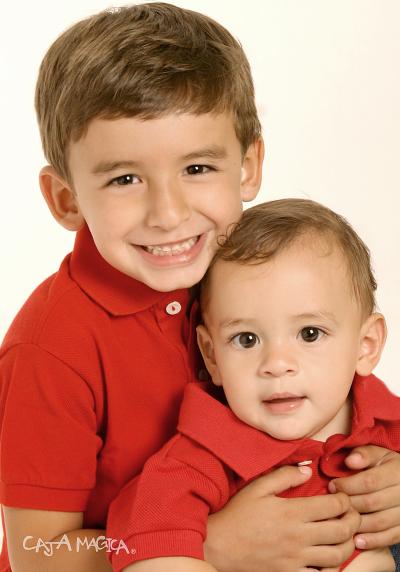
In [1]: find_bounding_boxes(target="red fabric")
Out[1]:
[0,224,199,572]
[107,375,400,571]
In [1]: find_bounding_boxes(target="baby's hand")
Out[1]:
[329,445,400,550]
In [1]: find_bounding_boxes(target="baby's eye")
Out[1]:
[299,326,325,343]
[185,164,213,175]
[231,332,260,349]
[110,174,140,186]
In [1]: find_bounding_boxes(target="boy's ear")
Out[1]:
[196,325,222,386]
[356,313,387,376]
[39,166,85,231]
[240,137,264,202]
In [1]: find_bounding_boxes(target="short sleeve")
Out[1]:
[0,343,102,511]
[107,436,229,572]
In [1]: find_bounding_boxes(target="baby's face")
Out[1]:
[64,112,261,292]
[198,239,368,441]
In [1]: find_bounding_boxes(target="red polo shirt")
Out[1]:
[0,224,199,572]
[107,374,400,571]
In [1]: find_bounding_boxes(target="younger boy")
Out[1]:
[0,3,398,571]
[107,199,399,572]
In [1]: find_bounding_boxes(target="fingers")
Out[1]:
[344,445,393,470]
[307,506,360,546]
[358,506,400,534]
[248,464,312,496]
[303,536,356,568]
[331,454,400,496]
[354,526,400,550]
[349,484,400,514]
[290,492,351,522]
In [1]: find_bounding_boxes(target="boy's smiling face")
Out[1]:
[41,112,263,292]
[197,237,386,442]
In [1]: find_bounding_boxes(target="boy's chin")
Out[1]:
[142,271,206,292]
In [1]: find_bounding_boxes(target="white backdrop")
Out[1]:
[1,0,400,545]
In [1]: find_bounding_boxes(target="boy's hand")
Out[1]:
[204,465,360,572]
[329,445,400,550]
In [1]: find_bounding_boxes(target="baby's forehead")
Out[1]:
[202,236,357,310]
[212,232,347,276]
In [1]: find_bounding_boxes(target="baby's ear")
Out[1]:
[240,137,264,203]
[196,325,222,386]
[39,166,85,231]
[356,313,387,376]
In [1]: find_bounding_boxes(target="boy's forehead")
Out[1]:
[72,112,238,149]
[66,111,241,174]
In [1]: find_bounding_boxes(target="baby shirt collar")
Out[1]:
[178,375,400,482]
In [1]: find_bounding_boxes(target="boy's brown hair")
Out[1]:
[201,198,377,317]
[35,2,261,183]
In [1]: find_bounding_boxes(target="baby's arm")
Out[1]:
[4,507,112,571]
[345,547,395,572]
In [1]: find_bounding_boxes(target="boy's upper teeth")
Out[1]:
[145,237,197,256]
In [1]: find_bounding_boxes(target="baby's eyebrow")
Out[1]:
[91,160,139,175]
[293,311,338,324]
[219,318,256,330]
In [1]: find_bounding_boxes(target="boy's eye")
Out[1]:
[110,174,140,186]
[231,332,260,349]
[299,327,324,343]
[186,164,212,175]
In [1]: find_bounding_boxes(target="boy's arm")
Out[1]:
[3,507,112,572]
[123,557,217,572]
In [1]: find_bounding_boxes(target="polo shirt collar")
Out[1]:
[69,224,188,316]
[178,382,302,481]
[178,374,400,481]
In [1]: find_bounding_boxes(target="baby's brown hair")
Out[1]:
[201,199,377,318]
[35,2,261,183]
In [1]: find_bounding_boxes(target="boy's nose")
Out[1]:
[146,180,191,230]
[258,343,298,378]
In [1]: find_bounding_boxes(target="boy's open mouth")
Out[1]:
[141,235,200,257]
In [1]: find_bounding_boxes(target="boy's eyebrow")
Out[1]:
[181,145,228,161]
[91,146,227,175]
[91,160,139,175]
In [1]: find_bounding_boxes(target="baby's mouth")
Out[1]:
[263,394,306,413]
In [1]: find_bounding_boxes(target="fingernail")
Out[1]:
[328,481,336,493]
[348,452,363,463]
[355,537,367,549]
[298,466,312,476]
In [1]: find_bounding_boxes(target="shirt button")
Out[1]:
[166,301,182,315]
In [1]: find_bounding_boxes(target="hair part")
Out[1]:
[201,198,377,318]
[35,2,261,183]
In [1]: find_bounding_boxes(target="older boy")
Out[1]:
[107,199,398,572]
[0,4,399,572]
